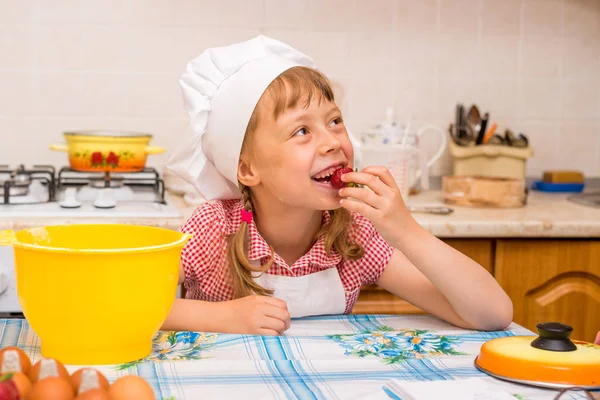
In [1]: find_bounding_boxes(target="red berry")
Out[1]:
[330,167,354,189]
[0,379,20,400]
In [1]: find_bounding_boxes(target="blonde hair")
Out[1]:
[226,66,364,298]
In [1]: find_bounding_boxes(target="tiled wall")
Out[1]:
[0,0,599,177]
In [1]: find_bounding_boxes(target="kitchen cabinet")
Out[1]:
[352,239,494,315]
[495,239,600,343]
[354,238,600,343]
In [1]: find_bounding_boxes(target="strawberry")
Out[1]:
[0,377,19,400]
[330,167,358,189]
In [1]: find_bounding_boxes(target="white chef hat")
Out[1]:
[165,35,317,201]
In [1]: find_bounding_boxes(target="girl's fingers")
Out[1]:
[258,328,280,336]
[360,166,399,189]
[341,171,391,197]
[339,198,379,221]
[338,187,386,210]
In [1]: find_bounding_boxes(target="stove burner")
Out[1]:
[0,165,56,204]
[57,167,166,204]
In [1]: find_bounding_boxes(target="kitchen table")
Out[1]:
[0,315,595,400]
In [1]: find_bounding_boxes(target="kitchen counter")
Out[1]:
[1,190,599,238]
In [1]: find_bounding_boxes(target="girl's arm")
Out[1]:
[375,224,513,331]
[339,167,513,331]
[163,274,291,335]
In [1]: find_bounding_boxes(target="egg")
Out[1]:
[29,376,75,400]
[29,357,70,384]
[8,371,32,398]
[107,375,155,400]
[70,368,110,394]
[74,388,110,400]
[0,346,32,375]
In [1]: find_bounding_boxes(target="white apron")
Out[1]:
[251,261,347,318]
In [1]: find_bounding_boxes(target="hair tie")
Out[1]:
[241,209,253,224]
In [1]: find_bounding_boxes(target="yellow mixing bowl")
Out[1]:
[0,225,191,366]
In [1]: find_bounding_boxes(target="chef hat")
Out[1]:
[165,35,317,201]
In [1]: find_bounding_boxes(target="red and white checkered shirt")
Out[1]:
[179,199,394,314]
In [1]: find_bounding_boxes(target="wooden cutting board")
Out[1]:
[442,175,527,208]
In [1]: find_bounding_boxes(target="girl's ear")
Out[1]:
[237,156,261,187]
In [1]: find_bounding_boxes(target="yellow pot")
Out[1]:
[50,130,166,173]
[0,225,192,365]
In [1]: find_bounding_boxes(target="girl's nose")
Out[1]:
[317,129,342,154]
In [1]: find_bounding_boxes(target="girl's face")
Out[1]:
[242,94,354,211]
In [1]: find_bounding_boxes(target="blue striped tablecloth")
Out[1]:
[0,315,593,400]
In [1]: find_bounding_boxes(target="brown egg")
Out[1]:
[107,375,155,400]
[75,388,110,400]
[29,376,75,400]
[29,357,70,384]
[0,346,32,375]
[9,371,32,398]
[70,368,110,394]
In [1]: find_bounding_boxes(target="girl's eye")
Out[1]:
[294,127,308,137]
[329,117,343,127]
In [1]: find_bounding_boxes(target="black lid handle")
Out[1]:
[530,322,577,352]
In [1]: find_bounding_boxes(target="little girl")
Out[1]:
[162,35,513,335]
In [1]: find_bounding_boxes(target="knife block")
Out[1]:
[448,140,534,180]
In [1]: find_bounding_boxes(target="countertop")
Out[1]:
[1,189,600,238]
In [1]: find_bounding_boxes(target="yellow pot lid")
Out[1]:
[476,322,600,389]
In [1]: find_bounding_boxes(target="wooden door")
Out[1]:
[495,239,600,343]
[352,239,494,314]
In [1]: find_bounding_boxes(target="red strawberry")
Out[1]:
[0,378,19,400]
[330,167,354,189]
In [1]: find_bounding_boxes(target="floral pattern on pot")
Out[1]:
[115,331,218,371]
[73,150,137,169]
[328,327,466,365]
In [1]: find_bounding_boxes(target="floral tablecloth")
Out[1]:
[0,315,594,400]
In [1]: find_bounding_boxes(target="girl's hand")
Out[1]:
[595,331,600,345]
[220,295,291,336]
[338,166,413,246]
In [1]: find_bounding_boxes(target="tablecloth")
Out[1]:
[0,315,594,400]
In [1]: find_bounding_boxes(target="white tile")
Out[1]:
[345,77,397,135]
[353,0,397,33]
[307,0,356,32]
[78,26,135,72]
[130,27,180,74]
[479,35,519,79]
[123,74,186,119]
[0,0,34,23]
[481,0,522,36]
[397,0,439,35]
[559,79,600,121]
[0,72,35,116]
[308,32,351,80]
[77,0,134,24]
[395,78,439,121]
[262,29,313,58]
[34,72,86,116]
[129,0,175,26]
[265,0,308,30]
[34,25,86,71]
[0,118,35,165]
[348,31,396,79]
[520,36,562,79]
[523,0,563,38]
[439,0,481,36]
[478,78,519,120]
[33,0,82,22]
[517,79,562,120]
[0,26,35,71]
[438,78,484,123]
[396,33,439,78]
[173,0,265,29]
[557,121,599,176]
[515,120,560,175]
[561,37,600,82]
[563,0,600,38]
[438,34,481,79]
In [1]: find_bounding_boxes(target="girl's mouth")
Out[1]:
[311,165,342,185]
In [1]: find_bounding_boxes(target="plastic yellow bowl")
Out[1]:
[0,224,191,365]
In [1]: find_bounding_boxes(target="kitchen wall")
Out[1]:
[0,0,599,177]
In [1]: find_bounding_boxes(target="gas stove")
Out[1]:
[0,164,181,218]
